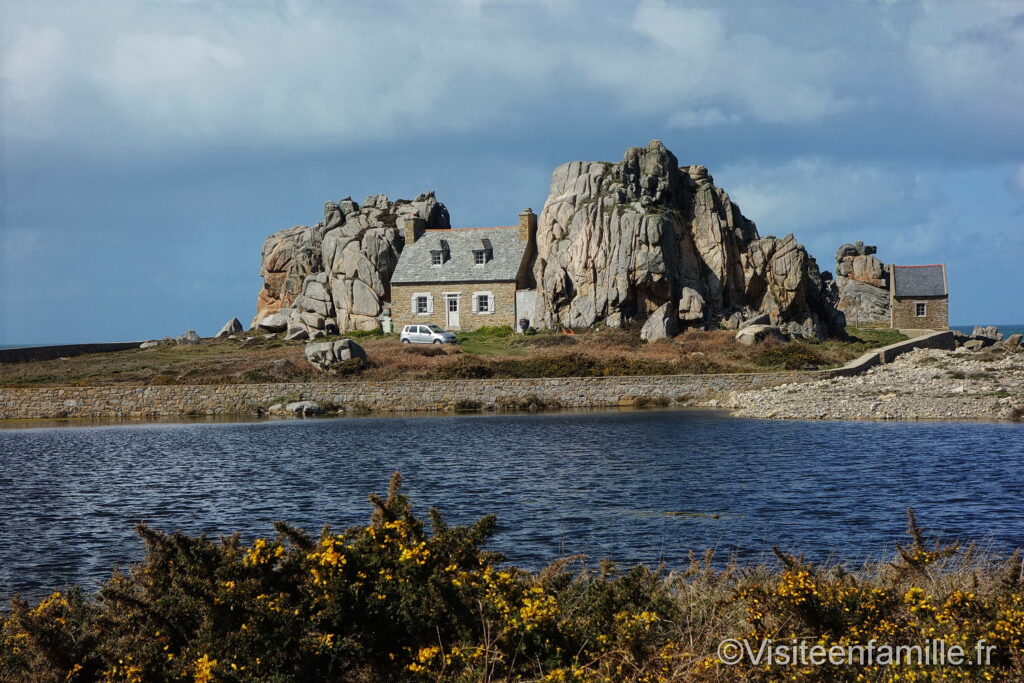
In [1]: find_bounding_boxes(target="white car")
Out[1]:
[400,324,458,344]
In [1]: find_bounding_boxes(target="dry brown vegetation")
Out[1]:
[0,327,902,387]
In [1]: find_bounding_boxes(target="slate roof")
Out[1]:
[391,227,528,284]
[891,264,947,297]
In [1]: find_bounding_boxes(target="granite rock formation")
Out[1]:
[532,141,841,339]
[832,241,890,327]
[253,192,449,333]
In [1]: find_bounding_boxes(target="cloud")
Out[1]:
[668,107,743,128]
[2,0,1022,160]
[1011,165,1024,197]
[719,158,909,237]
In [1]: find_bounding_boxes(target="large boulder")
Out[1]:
[216,318,243,338]
[678,287,705,323]
[1005,333,1022,350]
[304,338,367,371]
[831,241,890,326]
[735,324,786,346]
[258,310,291,332]
[640,302,679,342]
[972,325,1001,341]
[175,330,201,345]
[253,192,449,332]
[531,141,840,336]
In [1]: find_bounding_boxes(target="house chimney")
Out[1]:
[404,216,426,244]
[518,208,537,242]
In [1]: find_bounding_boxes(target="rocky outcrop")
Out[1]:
[832,241,889,327]
[253,192,449,333]
[639,302,679,342]
[304,338,367,371]
[532,141,840,340]
[216,318,243,338]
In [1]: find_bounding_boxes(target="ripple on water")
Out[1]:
[1,410,1023,601]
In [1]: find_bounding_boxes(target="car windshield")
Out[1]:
[427,325,445,333]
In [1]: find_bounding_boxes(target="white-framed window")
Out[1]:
[474,250,487,265]
[431,251,442,266]
[915,302,927,317]
[472,291,494,314]
[412,293,433,315]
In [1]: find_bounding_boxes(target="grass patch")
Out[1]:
[0,325,909,386]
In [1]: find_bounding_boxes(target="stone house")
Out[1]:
[889,264,948,330]
[389,209,538,332]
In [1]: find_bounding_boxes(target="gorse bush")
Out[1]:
[750,343,826,370]
[3,481,1024,682]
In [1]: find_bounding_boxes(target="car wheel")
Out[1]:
[433,340,442,344]
[401,339,410,344]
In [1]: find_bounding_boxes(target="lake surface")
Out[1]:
[2,410,1023,601]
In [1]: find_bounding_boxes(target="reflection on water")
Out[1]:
[1,410,1023,601]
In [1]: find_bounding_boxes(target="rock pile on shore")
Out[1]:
[725,346,1024,421]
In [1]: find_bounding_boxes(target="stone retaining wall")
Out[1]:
[0,371,837,420]
[0,342,143,364]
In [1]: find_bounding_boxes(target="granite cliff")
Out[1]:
[532,141,841,339]
[253,192,449,337]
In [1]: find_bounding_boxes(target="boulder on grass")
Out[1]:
[305,338,367,371]
[175,330,201,345]
[640,302,679,342]
[216,318,243,338]
[1005,333,1022,350]
[735,324,786,346]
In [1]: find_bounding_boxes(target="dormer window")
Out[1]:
[474,239,493,265]
[431,240,450,266]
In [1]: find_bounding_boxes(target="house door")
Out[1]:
[446,294,460,329]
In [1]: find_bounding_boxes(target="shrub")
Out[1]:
[402,345,448,357]
[633,395,670,408]
[150,372,177,385]
[453,399,483,411]
[3,487,1024,682]
[750,342,826,370]
[330,358,367,376]
[471,325,514,337]
[495,395,561,412]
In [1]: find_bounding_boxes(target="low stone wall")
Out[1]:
[0,370,837,420]
[0,342,143,364]
[876,330,955,363]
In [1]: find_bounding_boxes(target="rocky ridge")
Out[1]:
[252,142,842,339]
[254,192,449,335]
[831,241,890,327]
[533,141,840,339]
[725,346,1024,421]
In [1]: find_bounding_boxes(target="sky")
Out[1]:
[2,0,1022,344]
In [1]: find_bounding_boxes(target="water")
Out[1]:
[1,410,1023,602]
[952,324,1024,337]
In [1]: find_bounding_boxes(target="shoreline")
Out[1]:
[726,346,1023,422]
[2,330,1018,425]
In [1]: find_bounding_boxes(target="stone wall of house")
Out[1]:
[0,370,836,421]
[891,297,948,330]
[391,281,519,332]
